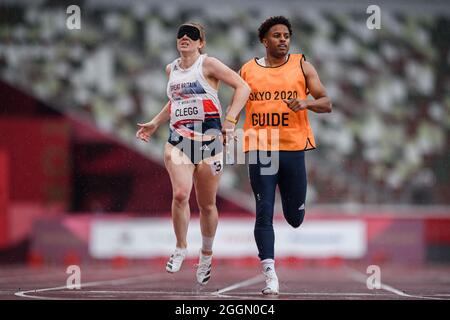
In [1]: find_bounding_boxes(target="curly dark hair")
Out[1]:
[258,16,293,42]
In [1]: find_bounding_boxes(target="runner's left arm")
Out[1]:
[203,57,250,123]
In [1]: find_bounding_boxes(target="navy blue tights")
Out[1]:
[248,151,307,260]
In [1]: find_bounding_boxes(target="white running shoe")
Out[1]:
[196,252,212,285]
[166,247,187,273]
[262,266,279,295]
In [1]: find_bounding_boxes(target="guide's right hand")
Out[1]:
[136,122,158,142]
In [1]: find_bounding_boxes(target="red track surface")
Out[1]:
[1,262,449,300]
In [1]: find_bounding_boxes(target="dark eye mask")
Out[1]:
[177,25,201,41]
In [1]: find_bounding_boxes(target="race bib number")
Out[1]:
[210,159,223,175]
[171,99,205,123]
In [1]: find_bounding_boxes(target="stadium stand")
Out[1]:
[0,1,448,207]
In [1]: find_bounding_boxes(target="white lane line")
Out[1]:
[345,266,445,300]
[211,291,397,300]
[14,273,168,300]
[214,274,265,295]
[54,290,216,296]
[39,290,392,298]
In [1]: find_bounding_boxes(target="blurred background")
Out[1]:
[0,0,449,268]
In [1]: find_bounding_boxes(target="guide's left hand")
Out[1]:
[283,99,309,112]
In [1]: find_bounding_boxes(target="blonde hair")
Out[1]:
[181,22,206,53]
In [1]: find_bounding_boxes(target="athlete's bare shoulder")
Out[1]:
[300,59,317,77]
[202,56,222,68]
[202,56,229,77]
[165,64,171,77]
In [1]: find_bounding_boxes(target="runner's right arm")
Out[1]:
[136,65,172,142]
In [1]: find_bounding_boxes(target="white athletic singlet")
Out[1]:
[167,54,222,139]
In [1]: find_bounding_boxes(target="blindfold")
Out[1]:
[177,25,201,41]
